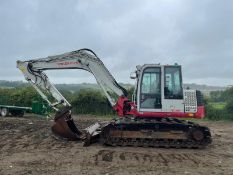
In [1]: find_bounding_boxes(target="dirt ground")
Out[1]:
[0,115,233,175]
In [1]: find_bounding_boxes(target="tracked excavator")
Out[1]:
[17,49,211,148]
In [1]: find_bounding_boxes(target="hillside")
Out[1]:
[0,80,226,92]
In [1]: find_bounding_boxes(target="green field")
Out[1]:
[210,102,226,110]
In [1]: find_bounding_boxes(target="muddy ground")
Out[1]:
[0,115,233,175]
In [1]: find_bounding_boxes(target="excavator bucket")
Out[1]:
[51,107,84,140]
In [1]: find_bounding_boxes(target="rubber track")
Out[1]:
[101,118,212,149]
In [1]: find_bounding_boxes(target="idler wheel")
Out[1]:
[192,129,204,141]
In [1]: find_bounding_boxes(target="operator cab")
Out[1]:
[132,64,184,113]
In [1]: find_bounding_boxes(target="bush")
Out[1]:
[225,98,233,113]
[205,101,233,121]
[204,87,233,121]
[71,89,115,115]
[0,87,42,107]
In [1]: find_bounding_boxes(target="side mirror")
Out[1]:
[130,72,137,79]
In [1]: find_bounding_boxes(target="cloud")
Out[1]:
[0,0,232,86]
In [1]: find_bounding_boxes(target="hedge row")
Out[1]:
[0,86,233,120]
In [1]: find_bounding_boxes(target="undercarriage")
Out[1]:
[101,118,212,148]
[51,108,212,149]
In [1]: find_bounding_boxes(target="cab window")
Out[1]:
[140,67,161,109]
[164,66,183,99]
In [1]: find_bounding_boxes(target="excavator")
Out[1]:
[17,48,212,148]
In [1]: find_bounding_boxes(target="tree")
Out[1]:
[209,91,225,102]
[71,89,114,115]
[222,87,233,102]
[223,87,233,113]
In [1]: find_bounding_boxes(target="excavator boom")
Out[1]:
[17,49,127,108]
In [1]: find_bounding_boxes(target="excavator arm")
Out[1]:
[17,49,128,143]
[17,49,127,108]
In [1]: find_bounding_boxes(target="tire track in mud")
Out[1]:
[0,117,100,153]
[1,117,233,175]
[92,149,224,168]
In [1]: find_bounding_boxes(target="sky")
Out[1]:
[0,0,232,86]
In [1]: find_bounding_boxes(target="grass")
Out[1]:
[209,102,226,110]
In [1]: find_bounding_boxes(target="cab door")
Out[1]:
[137,66,162,112]
[162,66,184,112]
